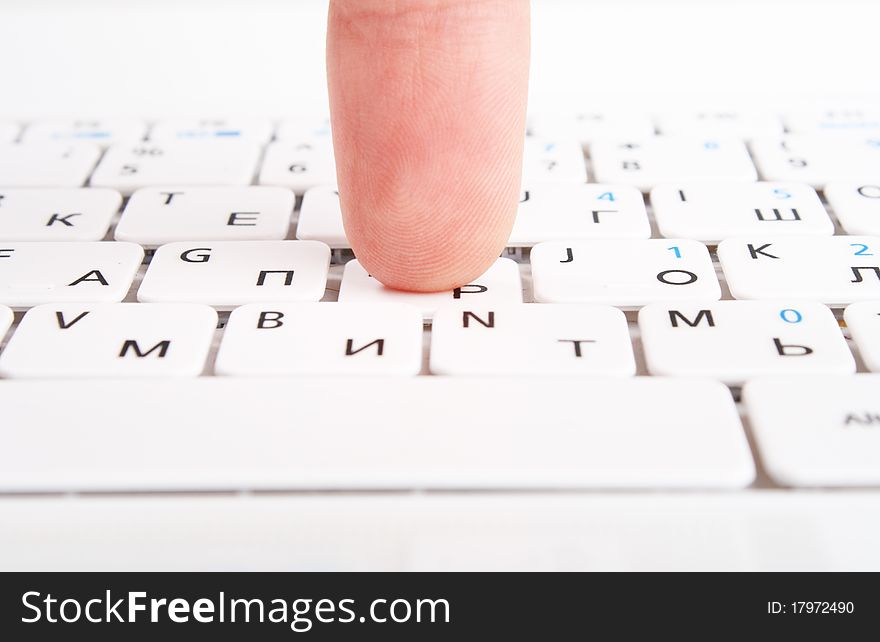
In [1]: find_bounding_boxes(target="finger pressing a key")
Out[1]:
[327,0,530,292]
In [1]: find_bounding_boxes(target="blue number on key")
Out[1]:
[851,243,874,256]
[780,309,803,324]
[772,188,792,199]
[667,246,681,259]
[598,192,615,202]
[704,141,720,150]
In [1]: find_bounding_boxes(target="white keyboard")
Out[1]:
[3,113,880,569]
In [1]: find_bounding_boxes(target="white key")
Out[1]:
[527,112,655,146]
[89,141,261,195]
[522,139,587,184]
[639,300,855,385]
[258,140,337,194]
[0,122,20,144]
[750,135,880,187]
[785,109,880,134]
[0,303,216,378]
[0,304,11,342]
[717,236,880,306]
[149,117,273,144]
[115,187,293,247]
[590,138,758,192]
[744,374,880,486]
[276,116,332,142]
[0,242,143,309]
[650,182,833,243]
[824,182,880,235]
[22,118,146,148]
[296,185,347,248]
[844,301,880,372]
[339,258,523,319]
[510,184,650,245]
[216,303,422,376]
[0,188,121,241]
[138,240,329,309]
[0,143,101,188]
[531,239,720,308]
[430,304,635,376]
[0,376,754,490]
[656,111,783,139]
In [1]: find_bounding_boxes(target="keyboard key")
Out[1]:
[824,182,880,235]
[639,300,855,385]
[258,140,337,193]
[115,187,293,247]
[750,135,880,187]
[0,122,20,144]
[717,236,880,306]
[510,184,650,245]
[0,303,216,378]
[89,141,261,195]
[338,258,523,319]
[0,376,754,490]
[655,111,783,139]
[430,304,635,376]
[0,188,121,241]
[22,118,146,148]
[527,112,655,146]
[275,116,332,142]
[522,139,587,184]
[215,303,422,376]
[0,143,101,188]
[590,138,757,192]
[0,242,143,308]
[650,182,833,243]
[149,117,273,144]
[296,185,347,248]
[530,239,720,308]
[0,304,11,342]
[137,240,330,309]
[785,109,880,134]
[744,374,880,486]
[844,301,880,372]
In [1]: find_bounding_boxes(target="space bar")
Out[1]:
[0,377,755,492]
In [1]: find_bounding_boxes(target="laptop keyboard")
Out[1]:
[1,112,879,493]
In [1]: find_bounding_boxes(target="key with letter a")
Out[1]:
[137,240,330,309]
[717,236,880,306]
[430,304,635,376]
[0,303,217,378]
[844,301,880,373]
[0,242,143,309]
[639,300,855,385]
[0,188,121,241]
[530,239,720,308]
[89,141,262,195]
[650,182,832,243]
[0,143,101,188]
[215,303,423,376]
[338,258,523,319]
[744,374,880,486]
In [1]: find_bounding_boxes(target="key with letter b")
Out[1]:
[530,239,720,308]
[717,236,880,306]
[0,303,217,378]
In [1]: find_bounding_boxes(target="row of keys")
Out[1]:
[2,238,880,311]
[7,180,878,246]
[3,135,880,193]
[3,300,875,381]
